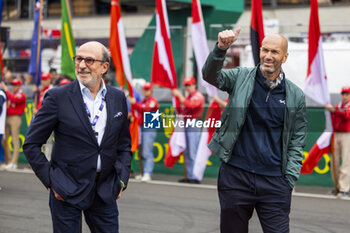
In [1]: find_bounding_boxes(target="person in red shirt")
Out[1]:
[59,78,71,86]
[172,77,205,183]
[33,73,53,115]
[129,82,159,182]
[0,79,26,170]
[326,86,350,198]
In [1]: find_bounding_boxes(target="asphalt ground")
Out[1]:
[1,170,350,233]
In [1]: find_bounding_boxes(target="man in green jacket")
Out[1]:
[202,28,307,233]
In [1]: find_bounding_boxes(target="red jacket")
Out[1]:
[183,90,205,120]
[37,85,52,110]
[6,90,26,116]
[332,102,350,132]
[134,96,159,126]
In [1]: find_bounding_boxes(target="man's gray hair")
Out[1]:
[102,46,111,64]
[101,46,111,78]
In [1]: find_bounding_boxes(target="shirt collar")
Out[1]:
[257,65,284,90]
[78,79,107,99]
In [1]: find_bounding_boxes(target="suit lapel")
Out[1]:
[68,80,99,146]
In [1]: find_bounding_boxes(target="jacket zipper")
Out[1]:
[265,90,271,102]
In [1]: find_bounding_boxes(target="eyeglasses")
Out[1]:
[73,56,106,66]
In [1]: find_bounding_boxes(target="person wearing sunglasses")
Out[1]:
[23,41,131,233]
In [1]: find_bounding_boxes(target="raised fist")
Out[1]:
[218,27,241,50]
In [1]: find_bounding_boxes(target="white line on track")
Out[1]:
[130,179,346,200]
[3,169,346,200]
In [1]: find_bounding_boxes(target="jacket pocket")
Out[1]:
[50,165,78,198]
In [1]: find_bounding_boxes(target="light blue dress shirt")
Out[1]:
[79,80,107,172]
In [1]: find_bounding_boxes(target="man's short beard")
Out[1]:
[261,65,276,75]
[78,76,94,88]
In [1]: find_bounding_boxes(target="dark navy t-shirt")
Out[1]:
[228,67,286,176]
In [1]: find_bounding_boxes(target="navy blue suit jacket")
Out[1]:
[23,80,131,205]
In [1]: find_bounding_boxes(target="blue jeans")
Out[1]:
[141,130,157,176]
[184,125,201,180]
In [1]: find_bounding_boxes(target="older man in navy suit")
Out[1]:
[23,41,131,233]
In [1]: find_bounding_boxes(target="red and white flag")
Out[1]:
[164,116,187,168]
[151,0,177,90]
[193,101,223,180]
[110,0,133,91]
[301,0,332,174]
[110,0,139,152]
[191,0,217,97]
[151,0,185,167]
[250,0,265,66]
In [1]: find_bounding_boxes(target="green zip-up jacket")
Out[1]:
[202,45,307,188]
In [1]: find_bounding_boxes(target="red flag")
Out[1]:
[110,0,139,152]
[191,0,217,97]
[110,0,133,92]
[151,0,177,90]
[250,0,265,65]
[151,0,184,167]
[164,116,186,168]
[301,0,332,174]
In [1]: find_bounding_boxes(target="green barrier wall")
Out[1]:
[14,100,332,187]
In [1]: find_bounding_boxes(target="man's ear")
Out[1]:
[101,62,110,75]
[282,52,289,64]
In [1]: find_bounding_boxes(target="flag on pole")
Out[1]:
[151,0,178,90]
[110,0,133,92]
[193,101,223,180]
[0,0,4,80]
[61,0,76,79]
[110,0,139,152]
[164,116,187,168]
[250,0,265,66]
[191,0,217,97]
[152,0,181,112]
[28,0,43,86]
[151,0,184,167]
[301,0,332,174]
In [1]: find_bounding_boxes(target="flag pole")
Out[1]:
[34,0,44,113]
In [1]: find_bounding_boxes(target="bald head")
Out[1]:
[261,34,288,54]
[259,34,289,81]
[78,41,111,63]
